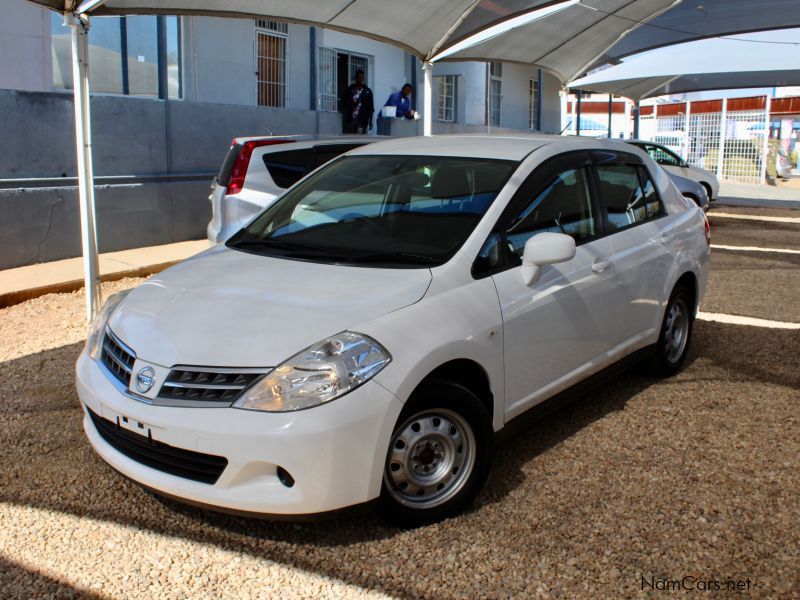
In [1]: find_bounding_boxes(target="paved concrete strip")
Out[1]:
[709,212,800,224]
[697,311,800,330]
[0,240,212,308]
[711,244,800,255]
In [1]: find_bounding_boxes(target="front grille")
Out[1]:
[157,368,263,404]
[101,329,136,387]
[87,407,228,484]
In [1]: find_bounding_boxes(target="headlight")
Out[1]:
[233,332,391,412]
[85,290,130,361]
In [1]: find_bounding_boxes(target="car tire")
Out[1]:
[647,284,694,377]
[378,380,494,527]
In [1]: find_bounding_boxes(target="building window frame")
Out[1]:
[255,20,288,108]
[489,61,502,127]
[50,14,182,99]
[316,47,373,113]
[437,75,456,122]
[529,77,539,130]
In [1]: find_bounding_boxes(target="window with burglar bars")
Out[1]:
[256,20,288,34]
[528,78,539,130]
[489,62,502,127]
[438,75,455,122]
[255,21,287,108]
[318,47,338,112]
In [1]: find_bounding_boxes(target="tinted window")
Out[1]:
[596,164,664,231]
[645,144,681,166]
[505,167,595,256]
[475,165,595,274]
[263,149,311,188]
[312,144,366,169]
[228,155,517,267]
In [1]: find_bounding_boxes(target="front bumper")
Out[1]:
[76,351,403,516]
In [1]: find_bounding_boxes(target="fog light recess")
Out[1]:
[276,466,295,488]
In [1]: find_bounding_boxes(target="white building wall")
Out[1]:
[0,2,51,93]
[183,17,256,106]
[540,71,563,134]
[432,62,487,126]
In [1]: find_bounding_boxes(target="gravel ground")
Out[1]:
[1,212,799,599]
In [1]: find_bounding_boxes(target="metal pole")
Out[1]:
[576,92,582,136]
[683,100,691,161]
[633,101,640,139]
[68,12,101,322]
[535,68,543,131]
[759,95,771,183]
[717,98,727,179]
[422,61,433,136]
[607,94,613,138]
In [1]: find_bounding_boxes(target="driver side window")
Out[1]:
[505,167,596,258]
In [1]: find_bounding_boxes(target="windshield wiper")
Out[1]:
[345,251,439,265]
[229,238,339,256]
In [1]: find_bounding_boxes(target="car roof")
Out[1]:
[346,134,650,161]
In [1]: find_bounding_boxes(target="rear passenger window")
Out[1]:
[505,167,596,256]
[263,149,311,188]
[596,164,664,232]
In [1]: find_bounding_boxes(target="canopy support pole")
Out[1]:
[68,12,101,322]
[576,93,582,136]
[422,61,433,136]
[633,101,640,139]
[759,95,771,183]
[607,94,613,138]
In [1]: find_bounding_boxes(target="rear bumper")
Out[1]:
[76,351,404,516]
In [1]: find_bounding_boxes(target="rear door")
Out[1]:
[479,152,619,420]
[592,151,675,350]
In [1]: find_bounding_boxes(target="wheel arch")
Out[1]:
[410,359,494,426]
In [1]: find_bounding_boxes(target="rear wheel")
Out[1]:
[378,381,493,527]
[647,285,694,376]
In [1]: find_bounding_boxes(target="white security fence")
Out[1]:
[638,97,771,184]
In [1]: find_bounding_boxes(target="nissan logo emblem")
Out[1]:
[135,366,156,393]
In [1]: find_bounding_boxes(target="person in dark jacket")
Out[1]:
[340,70,374,134]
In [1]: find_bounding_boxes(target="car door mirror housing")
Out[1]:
[521,232,576,286]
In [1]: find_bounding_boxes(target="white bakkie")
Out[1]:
[76,135,711,526]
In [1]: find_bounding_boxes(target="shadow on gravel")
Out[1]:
[1,320,798,599]
[0,557,104,600]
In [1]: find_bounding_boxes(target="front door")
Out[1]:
[483,152,619,421]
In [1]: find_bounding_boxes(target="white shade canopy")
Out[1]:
[570,29,800,99]
[433,0,678,83]
[28,0,676,80]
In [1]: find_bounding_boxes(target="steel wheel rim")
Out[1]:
[663,297,689,363]
[384,408,476,509]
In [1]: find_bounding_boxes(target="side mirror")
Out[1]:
[521,232,576,286]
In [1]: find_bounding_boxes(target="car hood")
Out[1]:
[108,246,432,367]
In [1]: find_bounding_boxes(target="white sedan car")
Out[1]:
[629,140,719,202]
[76,135,710,526]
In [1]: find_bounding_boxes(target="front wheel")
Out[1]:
[647,285,694,376]
[378,381,493,527]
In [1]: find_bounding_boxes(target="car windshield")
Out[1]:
[227,155,517,267]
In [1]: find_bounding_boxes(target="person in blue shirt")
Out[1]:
[383,83,414,118]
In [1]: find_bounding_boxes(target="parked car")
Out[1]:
[628,140,719,201]
[670,173,709,212]
[77,135,710,526]
[207,136,372,243]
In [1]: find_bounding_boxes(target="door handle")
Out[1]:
[592,259,610,273]
[660,234,675,245]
